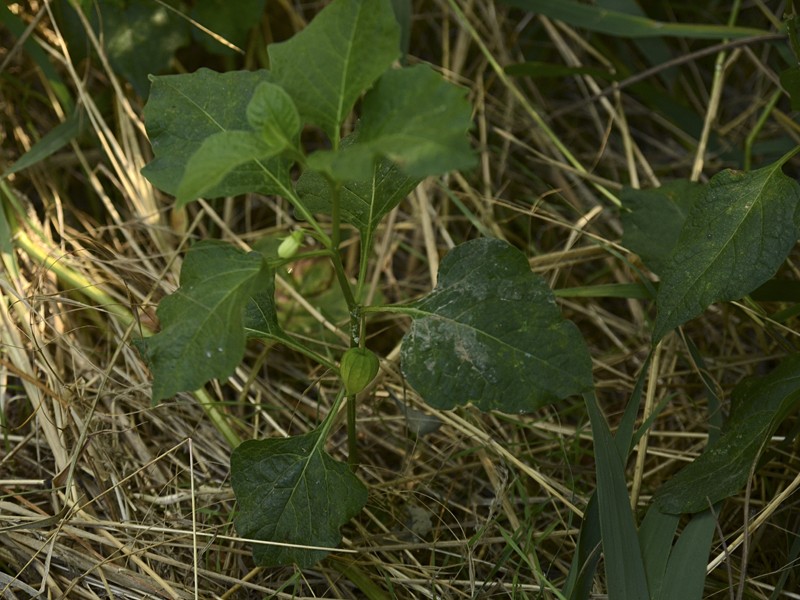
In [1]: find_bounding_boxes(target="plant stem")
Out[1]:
[331,181,342,249]
[270,333,339,372]
[354,226,373,303]
[330,251,357,311]
[318,387,347,442]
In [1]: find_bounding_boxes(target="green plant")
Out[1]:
[131,0,800,596]
[136,0,592,569]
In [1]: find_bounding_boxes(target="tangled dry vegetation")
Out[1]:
[1,1,799,598]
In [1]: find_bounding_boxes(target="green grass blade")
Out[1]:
[501,0,768,39]
[562,494,602,600]
[584,391,649,600]
[2,112,83,179]
[616,351,653,457]
[656,509,716,600]
[638,506,680,598]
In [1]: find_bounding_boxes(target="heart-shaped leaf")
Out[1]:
[141,68,291,204]
[231,430,368,567]
[269,0,400,140]
[138,241,268,402]
[401,238,593,413]
[355,65,476,178]
[652,164,800,341]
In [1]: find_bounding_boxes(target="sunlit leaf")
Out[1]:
[401,238,593,413]
[269,0,400,139]
[141,69,291,203]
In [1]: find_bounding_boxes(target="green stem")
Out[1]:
[282,186,332,248]
[330,251,357,311]
[743,89,782,171]
[331,181,342,250]
[318,387,347,441]
[354,227,373,303]
[264,333,339,372]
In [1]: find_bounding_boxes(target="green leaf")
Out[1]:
[655,353,800,514]
[652,163,800,342]
[620,180,704,276]
[142,68,291,202]
[298,137,420,234]
[269,0,400,139]
[176,131,282,206]
[401,238,593,413]
[246,82,301,151]
[137,241,267,402]
[501,0,768,39]
[230,429,368,567]
[355,65,476,178]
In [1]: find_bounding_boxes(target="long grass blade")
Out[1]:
[584,391,649,600]
[501,0,768,39]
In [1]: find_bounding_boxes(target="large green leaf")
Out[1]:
[269,0,400,140]
[620,180,704,276]
[501,0,767,39]
[137,241,268,402]
[230,430,368,567]
[141,69,291,203]
[351,65,477,178]
[652,164,800,342]
[655,353,800,514]
[401,238,593,413]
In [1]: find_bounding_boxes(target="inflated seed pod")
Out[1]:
[340,347,380,395]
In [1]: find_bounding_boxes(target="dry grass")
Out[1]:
[1,1,799,598]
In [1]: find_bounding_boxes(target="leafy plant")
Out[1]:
[136,0,590,568]
[134,0,800,596]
